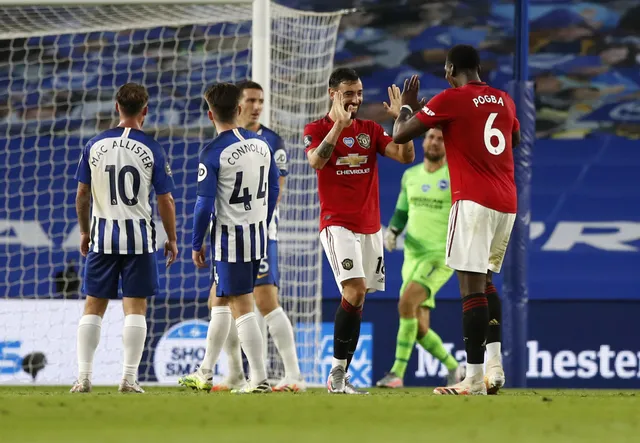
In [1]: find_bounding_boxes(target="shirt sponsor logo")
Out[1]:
[336,153,368,167]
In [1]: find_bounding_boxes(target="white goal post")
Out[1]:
[0,0,346,386]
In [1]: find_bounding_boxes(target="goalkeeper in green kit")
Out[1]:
[376,128,465,388]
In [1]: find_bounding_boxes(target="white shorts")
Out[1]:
[446,200,516,274]
[320,226,385,293]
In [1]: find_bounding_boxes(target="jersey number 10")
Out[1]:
[229,165,267,211]
[105,165,140,206]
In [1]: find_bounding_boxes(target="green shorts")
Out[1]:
[400,252,454,309]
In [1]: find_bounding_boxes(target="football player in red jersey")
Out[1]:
[392,45,521,395]
[304,68,415,394]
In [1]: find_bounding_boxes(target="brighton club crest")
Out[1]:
[356,133,371,149]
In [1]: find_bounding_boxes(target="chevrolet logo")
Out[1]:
[336,153,368,167]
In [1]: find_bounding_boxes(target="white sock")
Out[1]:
[122,314,147,384]
[77,314,102,381]
[265,307,301,379]
[466,363,484,380]
[486,342,502,362]
[332,358,347,370]
[200,306,233,374]
[223,318,244,378]
[236,312,267,384]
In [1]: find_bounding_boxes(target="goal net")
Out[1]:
[0,1,344,386]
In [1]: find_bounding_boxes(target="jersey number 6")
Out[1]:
[484,113,506,156]
[229,165,267,211]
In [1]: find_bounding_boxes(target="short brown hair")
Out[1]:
[203,83,241,123]
[116,83,148,117]
[237,80,263,94]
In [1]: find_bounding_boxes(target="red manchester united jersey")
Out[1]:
[416,81,519,213]
[304,115,392,234]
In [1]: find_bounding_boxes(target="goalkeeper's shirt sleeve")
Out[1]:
[388,171,409,234]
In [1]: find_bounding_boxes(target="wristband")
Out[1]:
[389,227,401,236]
[400,105,413,113]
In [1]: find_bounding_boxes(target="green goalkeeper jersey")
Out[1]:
[394,163,451,258]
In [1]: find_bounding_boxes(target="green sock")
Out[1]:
[417,329,459,372]
[390,318,418,379]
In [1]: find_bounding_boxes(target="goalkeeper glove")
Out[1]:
[384,227,400,252]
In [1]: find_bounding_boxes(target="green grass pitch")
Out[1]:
[0,387,638,443]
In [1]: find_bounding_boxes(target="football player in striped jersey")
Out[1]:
[188,82,279,394]
[206,81,304,392]
[72,83,178,394]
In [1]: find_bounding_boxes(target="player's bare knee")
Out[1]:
[341,278,366,307]
[83,296,108,317]
[399,282,427,317]
[417,307,431,336]
[228,293,254,318]
[456,270,487,297]
[207,285,219,310]
[398,296,416,318]
[123,297,147,316]
[210,295,229,308]
[254,284,279,317]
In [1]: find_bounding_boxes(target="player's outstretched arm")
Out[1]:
[392,75,429,145]
[157,193,178,267]
[75,182,91,257]
[382,84,415,164]
[306,91,353,170]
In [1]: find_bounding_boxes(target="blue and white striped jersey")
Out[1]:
[75,127,174,254]
[256,125,287,241]
[196,127,279,262]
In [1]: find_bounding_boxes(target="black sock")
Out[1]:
[485,284,501,345]
[462,293,489,364]
[346,309,362,371]
[333,298,361,363]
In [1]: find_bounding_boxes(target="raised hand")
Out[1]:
[383,84,402,119]
[400,75,425,112]
[331,91,355,127]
